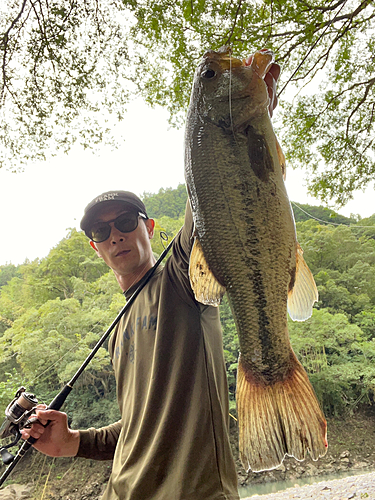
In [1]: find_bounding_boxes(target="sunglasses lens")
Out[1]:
[90,224,111,243]
[115,213,139,233]
[88,213,140,242]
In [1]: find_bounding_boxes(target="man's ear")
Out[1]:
[90,240,100,256]
[146,219,155,239]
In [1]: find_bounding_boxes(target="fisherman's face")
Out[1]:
[89,203,155,289]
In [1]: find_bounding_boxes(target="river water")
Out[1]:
[238,468,373,498]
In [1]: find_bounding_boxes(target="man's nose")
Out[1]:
[109,223,125,243]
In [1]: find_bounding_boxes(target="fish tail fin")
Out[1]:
[236,353,327,472]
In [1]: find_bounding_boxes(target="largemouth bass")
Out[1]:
[184,47,328,472]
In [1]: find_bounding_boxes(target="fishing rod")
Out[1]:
[0,234,176,487]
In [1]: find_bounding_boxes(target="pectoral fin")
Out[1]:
[189,238,226,306]
[288,243,318,321]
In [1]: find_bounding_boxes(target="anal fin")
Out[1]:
[189,238,226,306]
[237,353,328,473]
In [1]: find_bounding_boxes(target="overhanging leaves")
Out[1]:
[1,0,374,203]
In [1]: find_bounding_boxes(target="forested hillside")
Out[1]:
[1,186,375,434]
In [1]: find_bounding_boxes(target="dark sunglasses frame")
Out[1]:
[87,212,147,243]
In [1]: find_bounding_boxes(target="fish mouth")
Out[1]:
[204,46,274,78]
[203,46,244,70]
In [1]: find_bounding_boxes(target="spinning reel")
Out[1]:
[0,387,38,465]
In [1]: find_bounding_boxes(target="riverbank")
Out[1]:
[233,409,375,491]
[243,470,375,499]
[1,410,374,499]
[2,469,374,500]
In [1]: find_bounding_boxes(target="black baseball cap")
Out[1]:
[80,191,149,233]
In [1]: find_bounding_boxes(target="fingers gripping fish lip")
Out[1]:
[244,49,275,79]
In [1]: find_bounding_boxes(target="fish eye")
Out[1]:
[201,68,216,79]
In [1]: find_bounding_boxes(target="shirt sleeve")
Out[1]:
[170,199,195,268]
[179,199,194,259]
[162,199,199,304]
[76,420,122,460]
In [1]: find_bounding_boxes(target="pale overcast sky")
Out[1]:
[1,99,374,266]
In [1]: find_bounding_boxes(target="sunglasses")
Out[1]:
[87,212,147,243]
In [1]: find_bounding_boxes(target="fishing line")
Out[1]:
[34,454,48,493]
[228,47,238,147]
[30,338,96,385]
[27,315,112,388]
[16,229,176,389]
[40,457,55,500]
[274,174,373,230]
[228,50,234,131]
[291,201,374,229]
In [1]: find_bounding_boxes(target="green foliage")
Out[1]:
[0,264,20,289]
[0,231,120,428]
[289,309,375,416]
[66,385,120,429]
[281,27,375,205]
[296,220,375,319]
[1,2,374,202]
[220,296,239,409]
[142,184,188,219]
[0,369,23,418]
[1,0,131,168]
[141,184,187,257]
[286,219,375,415]
[354,309,375,340]
[0,184,375,430]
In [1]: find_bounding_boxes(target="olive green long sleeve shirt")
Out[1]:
[77,203,239,500]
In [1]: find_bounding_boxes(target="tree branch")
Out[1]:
[1,0,28,103]
[346,78,375,138]
[224,0,244,46]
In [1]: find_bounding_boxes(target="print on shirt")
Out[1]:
[114,313,157,362]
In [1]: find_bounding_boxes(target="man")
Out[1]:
[22,62,280,500]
